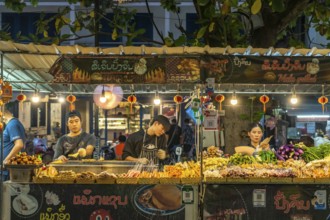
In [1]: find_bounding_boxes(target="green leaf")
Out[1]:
[197,0,210,7]
[209,22,215,32]
[251,0,262,15]
[197,26,208,39]
[271,0,285,12]
[164,37,174,46]
[230,0,239,7]
[55,18,62,33]
[61,16,71,25]
[173,35,187,46]
[31,0,39,7]
[112,28,118,40]
[221,0,231,15]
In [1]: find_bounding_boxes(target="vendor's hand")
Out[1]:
[260,143,270,150]
[58,155,68,162]
[157,149,166,160]
[137,158,149,165]
[78,148,87,158]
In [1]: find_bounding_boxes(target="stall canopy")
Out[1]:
[1,40,330,98]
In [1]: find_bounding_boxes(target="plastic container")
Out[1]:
[5,165,37,183]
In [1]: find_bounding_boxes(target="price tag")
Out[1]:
[175,146,182,156]
[182,185,194,204]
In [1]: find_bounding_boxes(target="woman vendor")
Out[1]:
[236,123,271,156]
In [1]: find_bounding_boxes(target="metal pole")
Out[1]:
[0,52,4,217]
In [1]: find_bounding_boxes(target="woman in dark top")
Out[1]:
[243,123,270,154]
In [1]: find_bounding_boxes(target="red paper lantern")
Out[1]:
[17,93,27,111]
[318,95,328,113]
[127,95,137,114]
[173,95,183,103]
[215,94,225,110]
[66,94,76,111]
[16,94,26,102]
[127,95,137,104]
[259,95,269,112]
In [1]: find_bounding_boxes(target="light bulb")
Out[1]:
[32,94,40,103]
[154,97,161,105]
[230,91,238,105]
[100,96,107,103]
[58,96,65,103]
[230,98,238,105]
[290,95,298,104]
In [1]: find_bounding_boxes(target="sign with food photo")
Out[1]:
[201,55,330,84]
[50,55,167,84]
[7,183,187,220]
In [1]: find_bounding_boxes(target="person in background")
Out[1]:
[122,115,170,165]
[53,110,96,162]
[299,135,314,147]
[314,130,330,147]
[166,118,182,154]
[182,118,195,158]
[1,102,26,181]
[265,115,276,149]
[115,135,126,160]
[52,122,61,139]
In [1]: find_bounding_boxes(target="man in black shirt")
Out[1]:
[122,115,170,165]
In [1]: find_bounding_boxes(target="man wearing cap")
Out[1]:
[122,115,170,165]
[53,110,96,162]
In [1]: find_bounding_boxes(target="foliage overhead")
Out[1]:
[2,0,330,48]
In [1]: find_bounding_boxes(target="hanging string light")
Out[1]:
[153,86,161,105]
[230,91,237,105]
[259,85,269,113]
[99,85,107,103]
[290,85,298,105]
[318,84,328,113]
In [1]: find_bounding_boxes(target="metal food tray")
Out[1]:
[49,160,143,174]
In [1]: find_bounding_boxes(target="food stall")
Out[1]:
[2,43,330,220]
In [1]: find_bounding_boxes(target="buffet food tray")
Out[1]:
[50,160,136,174]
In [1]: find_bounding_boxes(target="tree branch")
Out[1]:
[145,0,165,44]
[275,0,311,33]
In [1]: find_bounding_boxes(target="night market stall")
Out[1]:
[1,42,330,220]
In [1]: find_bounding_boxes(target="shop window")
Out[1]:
[130,13,153,46]
[186,13,200,40]
[1,13,56,43]
[99,13,123,47]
